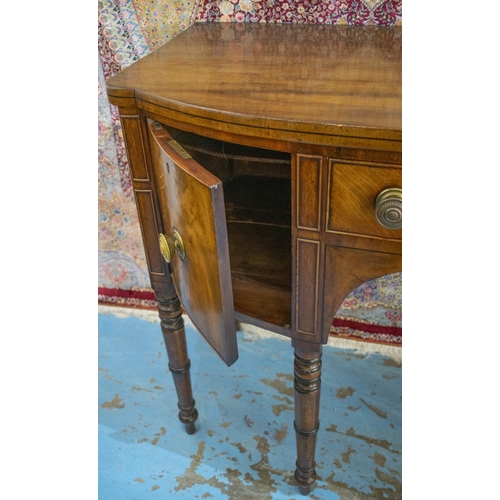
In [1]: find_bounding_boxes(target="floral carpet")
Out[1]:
[98,0,402,345]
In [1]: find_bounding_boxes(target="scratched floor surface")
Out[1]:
[98,310,402,499]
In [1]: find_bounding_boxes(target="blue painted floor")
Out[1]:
[98,310,401,499]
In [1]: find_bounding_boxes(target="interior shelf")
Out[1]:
[227,221,292,329]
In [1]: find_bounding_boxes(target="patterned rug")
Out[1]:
[195,0,402,24]
[98,0,402,346]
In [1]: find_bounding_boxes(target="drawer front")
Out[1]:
[326,161,402,239]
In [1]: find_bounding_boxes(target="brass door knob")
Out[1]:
[159,230,186,263]
[172,229,186,260]
[159,233,175,263]
[375,188,402,229]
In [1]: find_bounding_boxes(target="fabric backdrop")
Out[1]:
[98,0,402,345]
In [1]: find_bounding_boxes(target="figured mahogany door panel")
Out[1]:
[146,119,238,366]
[321,245,402,344]
[327,161,402,239]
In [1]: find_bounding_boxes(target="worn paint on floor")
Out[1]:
[98,312,402,499]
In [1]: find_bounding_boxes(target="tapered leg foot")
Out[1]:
[293,346,322,495]
[157,294,199,433]
[184,421,196,435]
[175,393,198,434]
[294,461,317,494]
[298,484,312,496]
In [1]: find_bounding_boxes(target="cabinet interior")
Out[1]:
[165,126,292,332]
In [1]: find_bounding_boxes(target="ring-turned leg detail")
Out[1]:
[293,346,322,495]
[157,294,198,434]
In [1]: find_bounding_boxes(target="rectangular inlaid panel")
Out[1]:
[121,115,149,181]
[327,161,402,239]
[296,154,322,231]
[134,189,164,275]
[296,239,320,336]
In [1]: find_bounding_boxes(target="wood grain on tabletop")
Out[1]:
[106,22,402,141]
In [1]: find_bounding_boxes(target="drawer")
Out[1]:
[326,161,402,239]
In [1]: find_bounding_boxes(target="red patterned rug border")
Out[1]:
[332,317,401,337]
[98,287,157,309]
[330,333,402,347]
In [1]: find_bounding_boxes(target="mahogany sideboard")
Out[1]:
[106,22,402,495]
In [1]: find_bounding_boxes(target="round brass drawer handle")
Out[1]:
[375,188,402,229]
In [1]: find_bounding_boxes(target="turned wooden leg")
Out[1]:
[293,346,322,495]
[114,111,198,434]
[156,293,198,434]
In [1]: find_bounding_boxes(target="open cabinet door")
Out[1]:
[146,120,238,366]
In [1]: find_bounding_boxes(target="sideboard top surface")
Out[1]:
[107,22,402,143]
